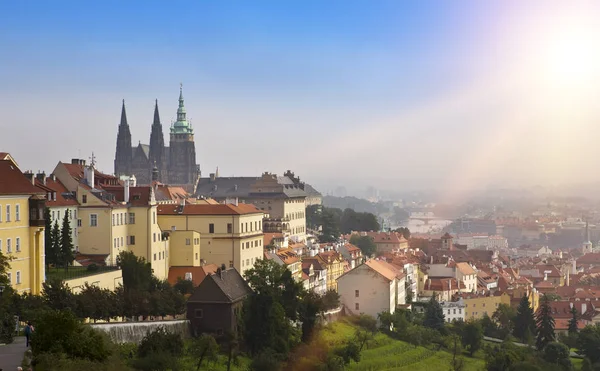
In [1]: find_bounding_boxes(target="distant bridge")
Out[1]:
[409,212,446,225]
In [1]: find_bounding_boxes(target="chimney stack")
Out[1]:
[124,180,130,203]
[24,171,35,185]
[36,172,46,185]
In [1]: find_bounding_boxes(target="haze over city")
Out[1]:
[2,1,600,196]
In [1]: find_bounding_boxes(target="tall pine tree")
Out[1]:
[536,294,556,350]
[568,306,578,334]
[514,295,536,342]
[44,207,55,267]
[51,220,62,269]
[60,210,75,270]
[423,293,445,331]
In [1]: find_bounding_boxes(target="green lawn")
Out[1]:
[311,320,485,371]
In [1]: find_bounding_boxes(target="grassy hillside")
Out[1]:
[296,320,485,371]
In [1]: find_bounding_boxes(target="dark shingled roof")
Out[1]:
[188,268,251,303]
[195,175,311,199]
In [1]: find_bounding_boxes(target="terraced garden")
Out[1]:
[316,320,486,371]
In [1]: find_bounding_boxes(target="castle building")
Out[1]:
[114,85,199,191]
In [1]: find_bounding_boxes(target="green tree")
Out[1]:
[306,204,322,230]
[492,304,516,339]
[242,259,301,356]
[117,251,153,292]
[299,291,325,342]
[320,208,341,242]
[59,210,75,270]
[581,357,593,371]
[514,295,536,342]
[322,289,340,310]
[423,295,445,332]
[394,226,411,239]
[51,219,62,268]
[447,333,465,371]
[480,313,499,338]
[484,340,524,371]
[567,306,578,335]
[31,309,112,362]
[577,324,600,364]
[189,333,219,371]
[43,207,55,268]
[174,277,194,295]
[42,278,75,311]
[248,348,282,371]
[349,234,377,257]
[462,321,483,356]
[542,342,572,370]
[339,208,380,234]
[536,295,556,350]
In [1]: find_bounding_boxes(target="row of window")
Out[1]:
[153,250,166,261]
[51,209,76,222]
[0,238,21,253]
[185,238,200,245]
[241,256,257,268]
[241,239,262,250]
[0,204,21,222]
[285,211,305,220]
[6,271,22,285]
[112,212,136,226]
[447,308,462,315]
[240,221,262,233]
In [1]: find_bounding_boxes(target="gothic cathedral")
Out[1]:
[114,85,199,189]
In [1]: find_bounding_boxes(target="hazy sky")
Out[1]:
[1,1,600,195]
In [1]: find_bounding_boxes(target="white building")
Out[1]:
[30,173,80,251]
[338,259,405,318]
[441,299,466,322]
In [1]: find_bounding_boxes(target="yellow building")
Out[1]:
[314,251,345,291]
[462,292,511,320]
[53,160,169,280]
[0,159,46,294]
[157,202,264,276]
[195,172,308,242]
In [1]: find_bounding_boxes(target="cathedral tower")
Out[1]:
[114,100,132,176]
[168,84,198,185]
[148,99,166,181]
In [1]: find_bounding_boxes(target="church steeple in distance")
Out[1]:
[115,99,133,176]
[171,83,192,134]
[149,99,165,179]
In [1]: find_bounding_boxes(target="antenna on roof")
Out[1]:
[89,152,96,167]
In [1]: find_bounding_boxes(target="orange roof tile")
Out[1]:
[364,259,404,281]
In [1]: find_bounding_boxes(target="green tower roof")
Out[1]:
[171,83,193,134]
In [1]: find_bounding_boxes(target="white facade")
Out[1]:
[337,263,405,318]
[456,234,508,250]
[441,299,466,322]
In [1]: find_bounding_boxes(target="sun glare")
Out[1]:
[543,27,600,89]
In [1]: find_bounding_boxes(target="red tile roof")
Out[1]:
[0,160,44,195]
[62,163,120,186]
[157,203,263,215]
[102,185,153,207]
[168,264,218,286]
[578,253,600,265]
[35,177,79,206]
[275,248,300,265]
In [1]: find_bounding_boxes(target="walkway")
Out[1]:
[0,336,27,370]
